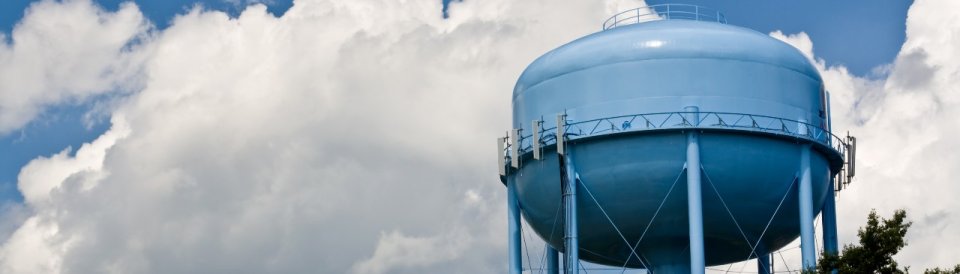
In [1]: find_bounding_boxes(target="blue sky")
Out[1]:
[1,0,911,74]
[645,0,913,77]
[0,0,294,33]
[0,0,911,204]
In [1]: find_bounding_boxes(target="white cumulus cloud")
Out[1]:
[0,0,151,135]
[0,0,646,273]
[771,0,960,269]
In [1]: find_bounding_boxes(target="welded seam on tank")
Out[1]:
[515,57,821,98]
[576,174,651,271]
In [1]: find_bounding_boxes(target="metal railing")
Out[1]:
[510,111,847,159]
[499,111,856,189]
[603,4,727,30]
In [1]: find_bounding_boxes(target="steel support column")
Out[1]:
[562,151,579,274]
[757,253,771,274]
[547,245,560,274]
[823,178,839,274]
[685,106,705,274]
[508,174,522,274]
[799,143,816,270]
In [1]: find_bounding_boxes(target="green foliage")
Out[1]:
[811,209,958,274]
[924,265,960,274]
[816,209,911,274]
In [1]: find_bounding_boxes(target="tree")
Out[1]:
[924,265,960,274]
[812,209,959,274]
[816,209,911,274]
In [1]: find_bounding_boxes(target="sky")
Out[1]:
[0,0,294,203]
[0,0,957,273]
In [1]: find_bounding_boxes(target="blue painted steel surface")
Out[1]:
[823,93,840,274]
[685,107,705,274]
[547,246,560,274]
[758,253,771,274]
[506,14,842,270]
[513,20,824,130]
[507,175,521,274]
[799,144,816,270]
[822,178,839,273]
[562,153,580,274]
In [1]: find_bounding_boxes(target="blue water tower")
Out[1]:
[498,5,857,274]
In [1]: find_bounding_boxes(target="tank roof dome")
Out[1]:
[515,20,821,95]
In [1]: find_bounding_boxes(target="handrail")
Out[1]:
[603,4,727,30]
[508,111,848,160]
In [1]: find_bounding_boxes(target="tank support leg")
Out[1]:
[685,106,705,274]
[757,253,771,274]
[823,177,839,274]
[508,174,522,274]
[799,143,816,271]
[547,245,560,274]
[561,152,579,274]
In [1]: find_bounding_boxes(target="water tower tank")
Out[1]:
[499,5,854,274]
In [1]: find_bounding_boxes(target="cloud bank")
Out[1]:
[0,0,644,273]
[771,0,960,269]
[0,0,957,273]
